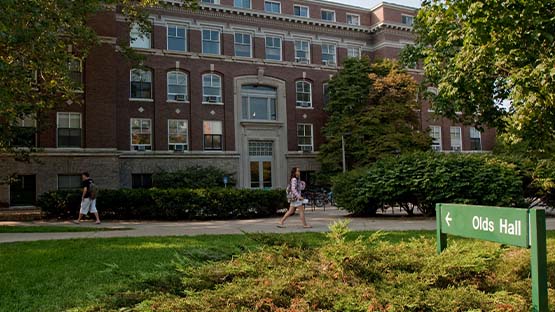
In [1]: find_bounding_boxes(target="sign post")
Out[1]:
[436,204,547,311]
[223,176,229,188]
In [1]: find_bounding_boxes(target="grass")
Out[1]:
[0,226,131,233]
[0,230,553,312]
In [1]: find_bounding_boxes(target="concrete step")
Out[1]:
[0,207,42,221]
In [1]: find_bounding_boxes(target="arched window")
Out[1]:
[296,80,312,107]
[202,73,222,103]
[130,68,152,99]
[167,71,188,101]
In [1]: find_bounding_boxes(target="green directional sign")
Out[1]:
[438,204,529,247]
[436,204,548,312]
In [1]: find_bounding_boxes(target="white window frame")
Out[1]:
[234,32,252,58]
[293,4,309,18]
[201,0,220,4]
[265,36,282,61]
[202,73,223,104]
[346,13,360,26]
[430,125,442,151]
[130,118,152,151]
[130,23,151,49]
[294,40,310,64]
[401,14,414,26]
[234,0,251,9]
[166,24,187,52]
[264,0,281,14]
[470,128,482,151]
[321,9,336,22]
[321,43,336,65]
[56,112,82,148]
[296,80,312,108]
[347,47,361,59]
[450,126,462,152]
[168,119,188,152]
[203,120,223,151]
[297,123,314,152]
[130,68,153,100]
[167,71,188,102]
[202,29,221,55]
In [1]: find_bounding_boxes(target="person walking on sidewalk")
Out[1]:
[278,167,311,228]
[74,172,101,224]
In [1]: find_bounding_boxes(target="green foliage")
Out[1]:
[404,0,555,152]
[152,166,235,189]
[332,152,526,216]
[319,58,431,175]
[37,188,287,220]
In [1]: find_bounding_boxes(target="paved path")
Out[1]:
[2,207,555,243]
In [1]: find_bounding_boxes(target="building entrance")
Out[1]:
[10,175,36,206]
[249,141,273,189]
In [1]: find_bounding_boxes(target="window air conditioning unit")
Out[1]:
[174,94,186,101]
[173,144,185,152]
[296,58,309,64]
[137,145,146,151]
[451,146,461,152]
[207,96,218,103]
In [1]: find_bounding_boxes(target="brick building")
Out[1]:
[0,0,495,207]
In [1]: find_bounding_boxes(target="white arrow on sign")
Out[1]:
[445,212,452,227]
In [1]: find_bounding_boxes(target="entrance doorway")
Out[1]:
[10,175,36,206]
[249,141,273,189]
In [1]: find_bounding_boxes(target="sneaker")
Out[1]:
[72,220,81,224]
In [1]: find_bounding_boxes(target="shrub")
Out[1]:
[152,166,235,189]
[333,152,526,216]
[38,188,287,220]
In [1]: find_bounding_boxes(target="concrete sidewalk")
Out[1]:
[1,206,554,244]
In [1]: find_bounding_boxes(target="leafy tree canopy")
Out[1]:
[402,0,555,152]
[0,0,195,156]
[318,58,431,176]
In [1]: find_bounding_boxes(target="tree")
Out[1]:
[0,0,195,157]
[402,0,555,151]
[318,58,431,176]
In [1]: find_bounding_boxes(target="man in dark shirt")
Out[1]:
[74,172,101,224]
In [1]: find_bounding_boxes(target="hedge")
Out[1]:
[152,166,235,189]
[332,152,527,216]
[38,188,287,220]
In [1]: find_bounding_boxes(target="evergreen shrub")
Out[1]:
[332,152,526,216]
[38,188,286,220]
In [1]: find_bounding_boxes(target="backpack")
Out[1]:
[88,180,97,200]
[286,183,294,201]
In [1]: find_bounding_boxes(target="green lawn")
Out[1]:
[1,230,550,312]
[0,226,131,233]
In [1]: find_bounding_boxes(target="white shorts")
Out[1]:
[291,200,303,207]
[80,198,97,214]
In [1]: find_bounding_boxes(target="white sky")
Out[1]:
[328,0,421,9]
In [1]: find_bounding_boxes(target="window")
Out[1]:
[265,36,281,61]
[234,0,250,9]
[346,14,360,25]
[203,121,223,150]
[57,112,81,148]
[58,175,81,190]
[167,24,186,51]
[323,83,330,108]
[130,68,152,99]
[11,116,36,147]
[402,15,414,26]
[294,40,310,63]
[296,81,312,107]
[202,74,222,103]
[132,174,152,189]
[470,128,482,151]
[201,0,218,4]
[202,29,220,55]
[347,47,361,58]
[167,71,188,101]
[264,1,281,13]
[234,33,252,57]
[321,9,335,22]
[168,119,188,151]
[450,126,462,152]
[130,24,151,49]
[68,58,83,87]
[297,124,313,152]
[130,118,152,151]
[294,5,309,17]
[430,125,442,151]
[241,85,277,121]
[321,43,336,65]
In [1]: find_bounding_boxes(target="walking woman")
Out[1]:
[278,167,311,228]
